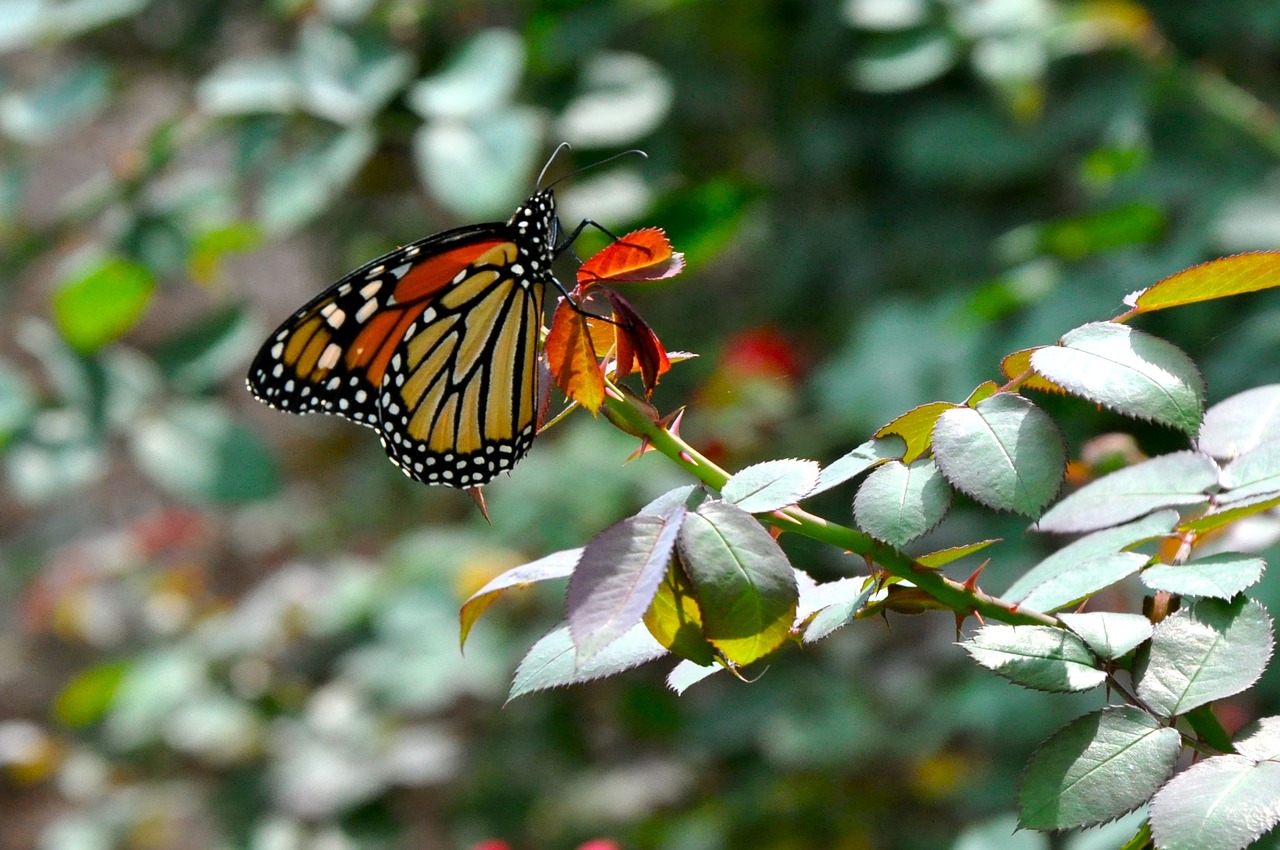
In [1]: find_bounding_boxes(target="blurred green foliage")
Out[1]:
[4,0,1280,848]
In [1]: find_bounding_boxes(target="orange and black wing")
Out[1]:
[247,224,547,488]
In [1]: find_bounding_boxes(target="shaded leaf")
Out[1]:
[509,622,668,701]
[801,577,877,644]
[1149,755,1280,850]
[644,557,716,665]
[932,393,1066,516]
[1018,706,1180,831]
[1135,596,1274,718]
[677,500,797,666]
[1141,553,1266,599]
[260,125,376,234]
[602,288,670,394]
[853,458,952,547]
[963,625,1107,692]
[1031,323,1205,434]
[1059,612,1154,660]
[459,547,582,648]
[567,508,685,660]
[1036,452,1218,534]
[408,28,525,119]
[131,402,278,503]
[1199,385,1280,458]
[722,458,820,513]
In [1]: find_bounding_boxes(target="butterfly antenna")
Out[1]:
[543,149,648,191]
[536,142,573,189]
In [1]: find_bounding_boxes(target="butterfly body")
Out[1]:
[247,189,559,489]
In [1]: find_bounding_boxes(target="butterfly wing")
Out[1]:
[246,224,513,428]
[376,254,545,488]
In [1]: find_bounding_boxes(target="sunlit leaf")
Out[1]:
[259,125,376,234]
[853,459,952,546]
[509,622,668,701]
[545,300,605,412]
[1126,251,1280,315]
[1036,452,1217,534]
[1031,323,1205,434]
[666,658,721,694]
[801,577,876,643]
[677,500,797,666]
[963,625,1107,692]
[52,256,156,353]
[54,660,128,728]
[873,401,956,464]
[1017,551,1151,614]
[917,538,1000,568]
[556,52,673,148]
[414,108,546,220]
[1150,755,1280,850]
[577,228,685,285]
[131,401,278,503]
[1198,385,1280,458]
[1059,612,1153,660]
[567,507,685,660]
[1135,596,1274,718]
[721,458,820,513]
[1141,553,1266,599]
[1018,707,1180,831]
[1218,439,1280,504]
[932,394,1065,516]
[811,436,904,495]
[644,557,716,665]
[1000,347,1068,394]
[296,21,414,124]
[459,547,581,649]
[408,28,525,120]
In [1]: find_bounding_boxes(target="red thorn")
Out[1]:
[466,487,491,524]
[963,559,990,593]
[768,525,784,540]
[660,406,686,437]
[678,451,697,465]
[626,436,654,463]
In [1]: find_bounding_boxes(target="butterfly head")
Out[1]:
[511,187,559,253]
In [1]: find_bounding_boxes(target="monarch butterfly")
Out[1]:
[246,147,635,491]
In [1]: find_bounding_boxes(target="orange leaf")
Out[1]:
[605,290,670,396]
[577,228,686,287]
[546,300,606,412]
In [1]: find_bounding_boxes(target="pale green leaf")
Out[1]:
[459,547,581,649]
[812,436,904,495]
[963,625,1107,692]
[1199,385,1280,458]
[1036,452,1218,534]
[853,458,952,546]
[1149,755,1280,850]
[722,458,820,513]
[1141,553,1266,599]
[932,393,1065,516]
[1031,323,1205,434]
[52,256,156,353]
[1059,612,1154,660]
[508,622,668,701]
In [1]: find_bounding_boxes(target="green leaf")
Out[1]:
[459,547,581,649]
[1141,553,1266,599]
[148,306,259,393]
[962,625,1107,692]
[1198,385,1280,458]
[849,29,957,93]
[1031,323,1205,434]
[567,508,685,660]
[676,500,797,666]
[1034,202,1166,260]
[874,401,957,463]
[196,56,299,115]
[0,359,34,445]
[408,28,525,119]
[1018,551,1151,614]
[802,577,877,644]
[1135,596,1274,718]
[853,458,952,546]
[556,51,673,148]
[1005,510,1178,602]
[644,558,716,665]
[52,257,157,353]
[1059,612,1154,660]
[509,622,668,701]
[1237,716,1280,761]
[1036,452,1218,534]
[811,436,903,495]
[1018,706,1181,831]
[54,661,129,727]
[414,108,545,220]
[1128,251,1280,315]
[722,458,820,513]
[296,22,413,124]
[932,394,1065,516]
[1149,755,1280,850]
[188,222,264,283]
[1219,440,1280,504]
[1180,493,1280,534]
[130,401,278,503]
[260,125,376,234]
[638,484,708,516]
[0,60,111,144]
[916,538,1001,568]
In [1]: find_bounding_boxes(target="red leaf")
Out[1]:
[545,299,606,412]
[605,290,670,396]
[577,228,685,287]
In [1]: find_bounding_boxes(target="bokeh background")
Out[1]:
[5,1,1280,848]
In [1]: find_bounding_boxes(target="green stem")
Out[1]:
[603,392,1059,628]
[1184,704,1235,754]
[1118,820,1153,850]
